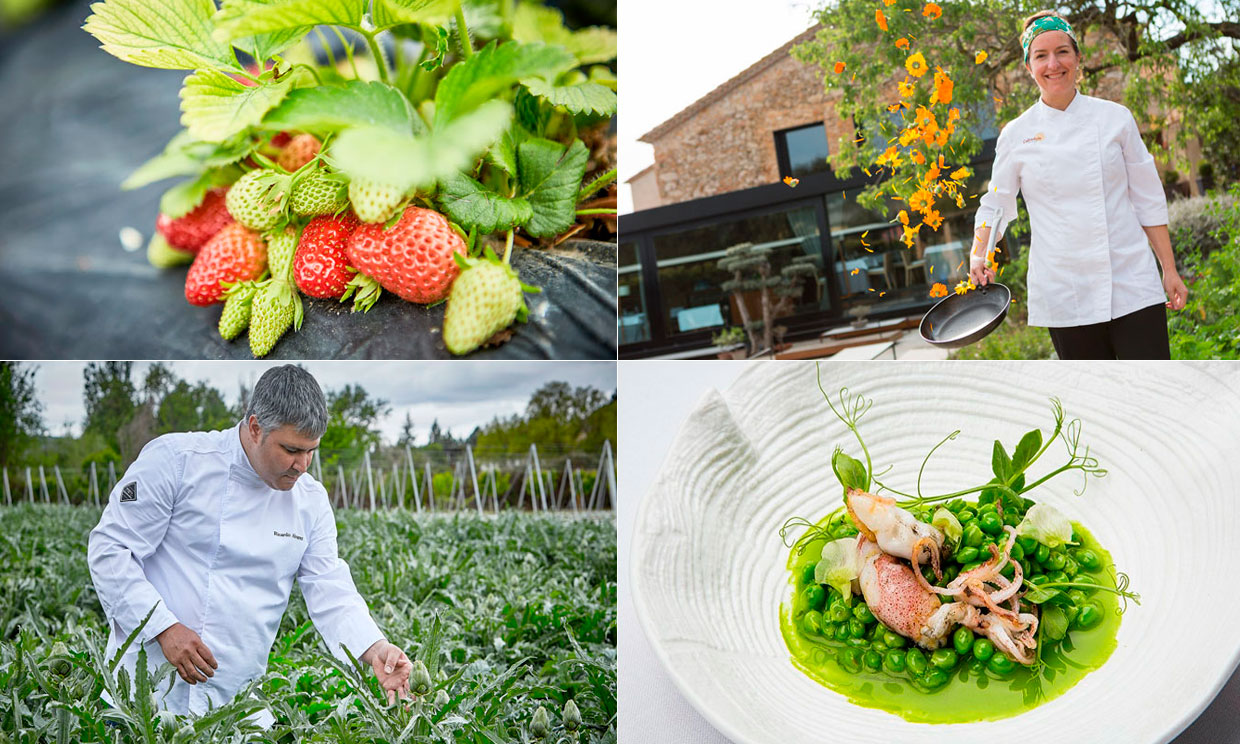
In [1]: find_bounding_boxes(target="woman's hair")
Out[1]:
[1021,10,1081,57]
[246,364,328,439]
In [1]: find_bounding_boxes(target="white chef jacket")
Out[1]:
[87,424,384,722]
[972,92,1169,327]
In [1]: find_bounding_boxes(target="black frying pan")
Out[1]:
[919,282,1012,349]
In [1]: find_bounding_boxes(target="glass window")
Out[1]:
[651,206,826,337]
[777,123,832,178]
[619,241,650,344]
[825,160,995,317]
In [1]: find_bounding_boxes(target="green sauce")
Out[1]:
[780,518,1122,723]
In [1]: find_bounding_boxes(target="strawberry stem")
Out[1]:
[454,1,474,59]
[360,28,391,85]
[502,229,514,265]
[575,209,616,216]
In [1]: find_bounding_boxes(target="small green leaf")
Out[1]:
[991,440,1012,481]
[1042,605,1070,641]
[521,78,616,116]
[433,40,576,127]
[371,0,455,30]
[122,132,256,190]
[179,67,295,143]
[1010,429,1043,474]
[213,0,367,42]
[511,4,616,65]
[263,81,416,134]
[330,100,511,192]
[438,172,533,234]
[517,137,588,238]
[83,0,237,70]
[488,124,529,177]
[159,168,239,218]
[233,27,312,63]
[1022,585,1061,604]
[831,449,869,492]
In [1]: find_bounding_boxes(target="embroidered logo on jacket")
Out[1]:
[273,530,305,541]
[120,482,137,502]
[1023,133,1046,144]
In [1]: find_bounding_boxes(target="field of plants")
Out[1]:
[0,504,616,743]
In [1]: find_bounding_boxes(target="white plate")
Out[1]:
[631,361,1240,744]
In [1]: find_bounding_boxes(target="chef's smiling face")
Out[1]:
[244,417,320,490]
[1026,30,1079,97]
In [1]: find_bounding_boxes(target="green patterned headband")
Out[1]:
[1021,16,1077,64]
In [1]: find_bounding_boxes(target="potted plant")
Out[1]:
[711,326,748,359]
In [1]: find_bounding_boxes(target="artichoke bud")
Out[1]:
[48,642,71,676]
[563,699,581,731]
[410,660,432,696]
[530,706,550,738]
[433,688,450,709]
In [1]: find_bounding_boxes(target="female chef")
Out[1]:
[968,10,1188,359]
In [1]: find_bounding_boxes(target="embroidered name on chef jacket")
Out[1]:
[273,530,305,541]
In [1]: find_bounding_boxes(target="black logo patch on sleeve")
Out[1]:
[120,482,138,502]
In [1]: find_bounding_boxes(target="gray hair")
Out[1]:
[245,365,328,439]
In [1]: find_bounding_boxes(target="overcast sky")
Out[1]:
[27,362,616,445]
[619,0,819,213]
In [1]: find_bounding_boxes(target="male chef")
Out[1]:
[88,365,412,726]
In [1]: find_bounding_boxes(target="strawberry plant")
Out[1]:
[0,504,616,743]
[84,0,617,357]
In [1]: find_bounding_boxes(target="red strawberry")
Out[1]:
[270,131,293,148]
[185,223,267,306]
[295,213,359,299]
[155,187,233,252]
[277,134,321,172]
[347,207,466,304]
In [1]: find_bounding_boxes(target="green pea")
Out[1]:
[963,523,985,548]
[847,637,870,649]
[1045,551,1067,571]
[955,546,979,564]
[1008,540,1025,561]
[883,649,907,673]
[1017,536,1037,554]
[1074,548,1101,571]
[929,648,958,670]
[979,514,1002,536]
[849,618,867,639]
[972,638,995,662]
[870,623,887,641]
[999,562,1015,580]
[852,603,875,624]
[800,563,817,585]
[1048,570,1069,585]
[905,648,928,676]
[839,647,862,672]
[1028,573,1049,585]
[1063,557,1080,578]
[829,602,851,623]
[800,610,823,635]
[883,629,906,649]
[942,566,959,583]
[872,641,889,653]
[922,669,949,689]
[987,654,1016,675]
[961,561,982,573]
[1067,589,1087,608]
[1034,544,1051,564]
[803,584,826,611]
[863,650,883,671]
[958,508,976,523]
[826,622,845,640]
[1073,603,1103,630]
[953,627,974,656]
[1002,510,1021,527]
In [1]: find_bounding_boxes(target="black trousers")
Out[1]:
[1047,303,1171,360]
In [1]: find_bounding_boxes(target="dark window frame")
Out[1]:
[774,122,832,179]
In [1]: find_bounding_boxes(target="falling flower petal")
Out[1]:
[950,167,971,180]
[783,176,800,187]
[851,268,861,275]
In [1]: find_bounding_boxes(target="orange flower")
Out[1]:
[947,107,960,123]
[834,61,846,74]
[887,102,903,112]
[901,223,922,247]
[950,166,971,180]
[783,176,800,187]
[895,37,910,50]
[954,278,976,295]
[922,125,940,147]
[930,68,954,106]
[909,189,935,213]
[914,105,936,129]
[925,162,941,181]
[876,8,888,31]
[934,128,950,147]
[877,146,904,167]
[912,149,926,165]
[898,80,916,97]
[923,2,942,20]
[905,52,928,78]
[923,208,943,230]
[899,127,920,147]
[898,209,910,225]
[883,0,896,5]
[929,282,948,298]
[975,50,989,64]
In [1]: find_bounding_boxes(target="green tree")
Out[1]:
[0,362,44,468]
[320,384,390,468]
[157,380,235,433]
[396,412,416,448]
[794,0,1240,213]
[83,362,137,452]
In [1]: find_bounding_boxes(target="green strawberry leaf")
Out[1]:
[438,171,533,234]
[180,67,296,143]
[371,0,456,30]
[213,0,367,42]
[83,0,238,70]
[330,100,511,192]
[233,27,312,63]
[433,40,576,127]
[511,4,616,65]
[262,81,416,135]
[521,78,616,116]
[488,124,530,177]
[123,131,256,190]
[159,167,241,218]
[518,138,588,238]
